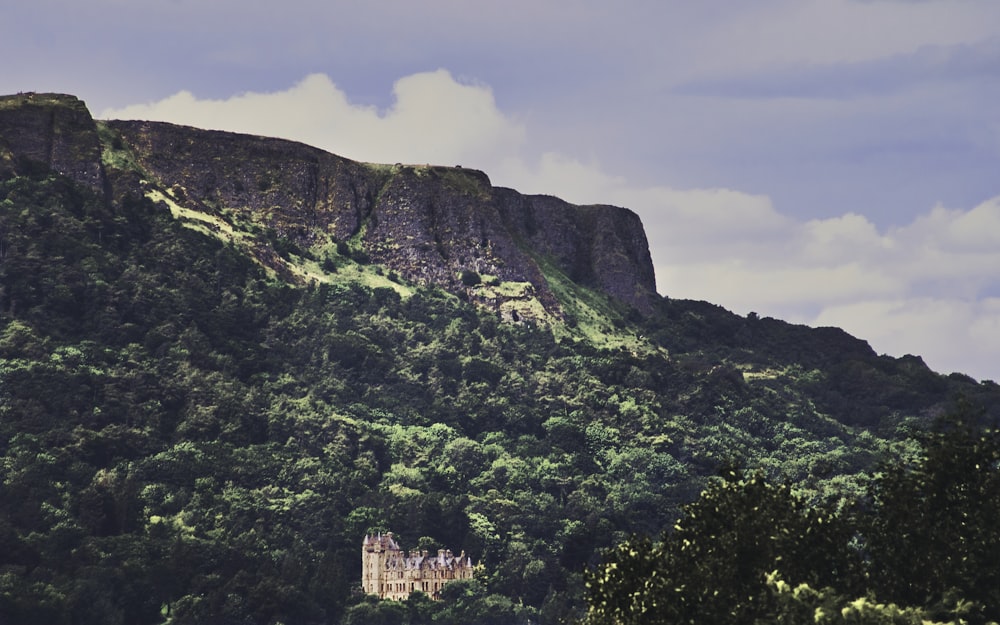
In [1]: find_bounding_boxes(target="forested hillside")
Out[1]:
[2,95,999,625]
[584,410,1000,624]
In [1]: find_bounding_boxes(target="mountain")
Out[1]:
[1,92,998,625]
[1,92,657,320]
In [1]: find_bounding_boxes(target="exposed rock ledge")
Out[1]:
[0,93,658,318]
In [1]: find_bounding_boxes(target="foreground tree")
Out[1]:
[761,572,979,625]
[583,468,860,625]
[583,406,1000,625]
[865,407,1000,622]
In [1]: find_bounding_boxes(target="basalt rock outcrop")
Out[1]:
[0,93,106,192]
[0,93,658,319]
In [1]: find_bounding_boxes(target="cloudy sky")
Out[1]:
[4,0,1000,381]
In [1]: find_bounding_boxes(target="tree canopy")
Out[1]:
[583,408,1000,625]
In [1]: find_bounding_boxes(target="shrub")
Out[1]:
[460,270,481,287]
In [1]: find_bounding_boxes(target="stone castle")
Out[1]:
[362,533,475,600]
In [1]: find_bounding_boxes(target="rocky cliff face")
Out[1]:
[0,93,106,192]
[0,93,658,318]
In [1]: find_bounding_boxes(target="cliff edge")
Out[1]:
[0,93,658,319]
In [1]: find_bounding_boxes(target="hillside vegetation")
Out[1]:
[2,96,999,625]
[584,408,1000,624]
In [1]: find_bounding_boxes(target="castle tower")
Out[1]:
[362,532,401,597]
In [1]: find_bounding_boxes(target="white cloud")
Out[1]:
[898,198,1000,253]
[814,297,1000,378]
[100,72,1000,382]
[527,157,1000,381]
[101,70,526,168]
[648,196,1000,381]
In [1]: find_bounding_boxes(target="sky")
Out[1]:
[3,0,1000,382]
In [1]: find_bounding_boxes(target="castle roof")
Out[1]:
[364,533,473,572]
[364,532,402,552]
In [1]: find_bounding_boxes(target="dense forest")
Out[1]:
[2,123,999,624]
[585,410,1000,624]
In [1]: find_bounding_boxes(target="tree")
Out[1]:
[459,270,481,287]
[583,469,861,625]
[434,579,535,625]
[341,595,407,625]
[865,406,1000,622]
[760,571,970,625]
[584,406,1000,625]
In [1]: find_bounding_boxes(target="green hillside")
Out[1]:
[2,125,999,624]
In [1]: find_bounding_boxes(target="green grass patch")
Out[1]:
[0,93,82,110]
[437,167,490,198]
[96,121,147,174]
[533,254,653,351]
[474,279,533,299]
[145,189,236,241]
